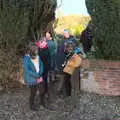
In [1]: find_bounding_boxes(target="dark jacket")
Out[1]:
[22,55,43,85]
[64,36,77,47]
[46,40,57,70]
[80,28,92,53]
[38,48,51,73]
[56,36,77,71]
[46,40,57,57]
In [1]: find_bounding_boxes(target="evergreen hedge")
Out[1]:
[0,0,56,89]
[86,0,120,60]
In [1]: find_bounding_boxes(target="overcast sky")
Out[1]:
[57,0,89,15]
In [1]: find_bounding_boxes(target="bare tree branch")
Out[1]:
[57,0,62,8]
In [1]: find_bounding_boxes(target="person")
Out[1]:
[63,29,78,48]
[45,32,57,82]
[56,29,77,72]
[57,41,83,97]
[56,30,78,97]
[36,37,51,99]
[22,43,45,111]
[80,23,92,53]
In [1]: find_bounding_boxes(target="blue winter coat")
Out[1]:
[22,55,43,86]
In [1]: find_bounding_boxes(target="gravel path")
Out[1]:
[0,88,119,120]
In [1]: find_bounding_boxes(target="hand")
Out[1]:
[37,77,43,83]
[71,56,75,61]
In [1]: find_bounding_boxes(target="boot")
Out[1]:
[48,71,52,84]
[30,104,38,111]
[40,95,56,111]
[29,99,38,111]
[57,90,64,99]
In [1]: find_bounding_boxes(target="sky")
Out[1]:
[57,0,89,15]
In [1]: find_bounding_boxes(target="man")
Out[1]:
[56,29,77,97]
[63,29,77,48]
[56,29,77,71]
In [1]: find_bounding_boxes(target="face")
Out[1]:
[45,32,51,40]
[30,46,38,59]
[34,47,38,55]
[63,31,70,38]
[67,44,74,53]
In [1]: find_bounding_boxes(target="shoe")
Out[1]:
[42,103,56,111]
[57,91,64,98]
[41,99,56,111]
[30,105,38,111]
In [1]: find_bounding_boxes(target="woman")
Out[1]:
[45,32,57,82]
[22,43,45,111]
[36,37,51,97]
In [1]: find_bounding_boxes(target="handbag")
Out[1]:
[63,53,82,75]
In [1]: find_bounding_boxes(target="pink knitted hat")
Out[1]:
[36,38,48,49]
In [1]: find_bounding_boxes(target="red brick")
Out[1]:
[81,59,120,96]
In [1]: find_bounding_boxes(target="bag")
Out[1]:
[63,53,82,75]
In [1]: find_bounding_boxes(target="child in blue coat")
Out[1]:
[23,43,45,111]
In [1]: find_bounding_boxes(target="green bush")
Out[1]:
[0,0,56,89]
[86,0,120,60]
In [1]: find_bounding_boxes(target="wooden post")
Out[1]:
[71,67,81,97]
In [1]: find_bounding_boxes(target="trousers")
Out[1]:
[57,72,72,96]
[29,83,45,106]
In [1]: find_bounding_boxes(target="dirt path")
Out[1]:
[0,86,119,120]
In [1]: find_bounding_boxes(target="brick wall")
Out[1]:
[81,59,120,96]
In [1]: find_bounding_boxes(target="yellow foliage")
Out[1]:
[69,24,85,36]
[55,14,90,35]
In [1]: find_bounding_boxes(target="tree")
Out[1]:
[0,0,57,89]
[86,0,120,60]
[55,14,90,35]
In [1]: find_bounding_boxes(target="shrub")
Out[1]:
[69,24,85,37]
[86,0,120,60]
[0,0,56,89]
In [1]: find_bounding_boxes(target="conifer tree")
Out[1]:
[0,0,57,88]
[86,0,120,60]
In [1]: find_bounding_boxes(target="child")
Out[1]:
[22,43,46,111]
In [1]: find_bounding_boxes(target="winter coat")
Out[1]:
[46,40,57,57]
[56,36,77,71]
[22,55,43,85]
[38,48,51,74]
[64,36,78,48]
[46,40,57,70]
[80,28,92,53]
